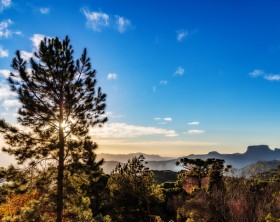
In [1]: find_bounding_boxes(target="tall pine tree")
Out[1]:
[0,36,107,222]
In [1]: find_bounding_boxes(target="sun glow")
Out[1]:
[55,121,71,134]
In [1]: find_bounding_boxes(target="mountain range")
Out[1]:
[99,145,280,174]
[96,152,172,162]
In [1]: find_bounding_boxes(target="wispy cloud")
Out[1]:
[0,69,10,78]
[249,69,264,77]
[177,30,188,42]
[83,9,131,33]
[0,83,13,98]
[264,74,280,81]
[188,121,200,125]
[154,117,172,124]
[163,117,172,121]
[152,86,156,93]
[174,66,184,76]
[83,10,110,32]
[187,130,206,135]
[0,82,18,111]
[0,45,8,57]
[90,122,178,138]
[116,16,130,33]
[97,139,220,149]
[0,19,12,38]
[106,111,125,119]
[3,99,19,109]
[107,73,118,80]
[39,7,50,14]
[249,69,280,81]
[159,80,168,85]
[0,19,21,39]
[0,0,11,12]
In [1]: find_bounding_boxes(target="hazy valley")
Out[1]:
[99,145,280,174]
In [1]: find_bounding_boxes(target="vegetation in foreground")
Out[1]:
[0,155,279,221]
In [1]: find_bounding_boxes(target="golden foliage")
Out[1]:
[0,191,39,219]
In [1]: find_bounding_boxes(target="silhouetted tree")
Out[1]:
[176,158,231,191]
[0,36,106,222]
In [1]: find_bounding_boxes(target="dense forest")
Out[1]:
[0,36,279,221]
[0,155,279,221]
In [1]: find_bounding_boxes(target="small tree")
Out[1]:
[107,156,164,222]
[0,36,107,222]
[176,158,231,191]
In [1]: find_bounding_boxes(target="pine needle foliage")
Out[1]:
[0,36,107,222]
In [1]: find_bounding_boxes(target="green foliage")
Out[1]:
[107,156,164,221]
[0,36,107,221]
[257,165,280,182]
[177,158,231,191]
[152,170,178,184]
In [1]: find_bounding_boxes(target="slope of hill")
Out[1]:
[239,159,280,177]
[101,145,280,173]
[185,145,280,168]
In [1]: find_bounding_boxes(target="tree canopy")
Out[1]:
[0,36,107,222]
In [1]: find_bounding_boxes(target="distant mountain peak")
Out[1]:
[100,145,280,173]
[208,151,220,155]
[245,145,271,154]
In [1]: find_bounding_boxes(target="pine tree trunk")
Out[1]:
[57,106,65,222]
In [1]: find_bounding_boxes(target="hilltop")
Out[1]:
[100,145,280,173]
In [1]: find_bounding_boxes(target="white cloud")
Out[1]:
[249,69,280,81]
[20,50,33,60]
[163,117,172,121]
[0,19,12,38]
[187,130,206,135]
[0,45,8,57]
[39,7,49,14]
[174,66,184,76]
[249,69,264,77]
[98,139,219,147]
[0,0,11,12]
[3,99,19,109]
[83,9,131,33]
[159,80,168,85]
[107,73,118,80]
[0,69,10,78]
[188,121,200,125]
[90,122,178,138]
[30,34,47,50]
[0,83,13,98]
[264,74,280,81]
[106,111,125,119]
[0,82,17,112]
[177,30,188,42]
[14,31,21,35]
[154,117,172,124]
[116,16,130,33]
[83,10,110,32]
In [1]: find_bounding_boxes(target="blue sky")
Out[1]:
[1,0,280,158]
